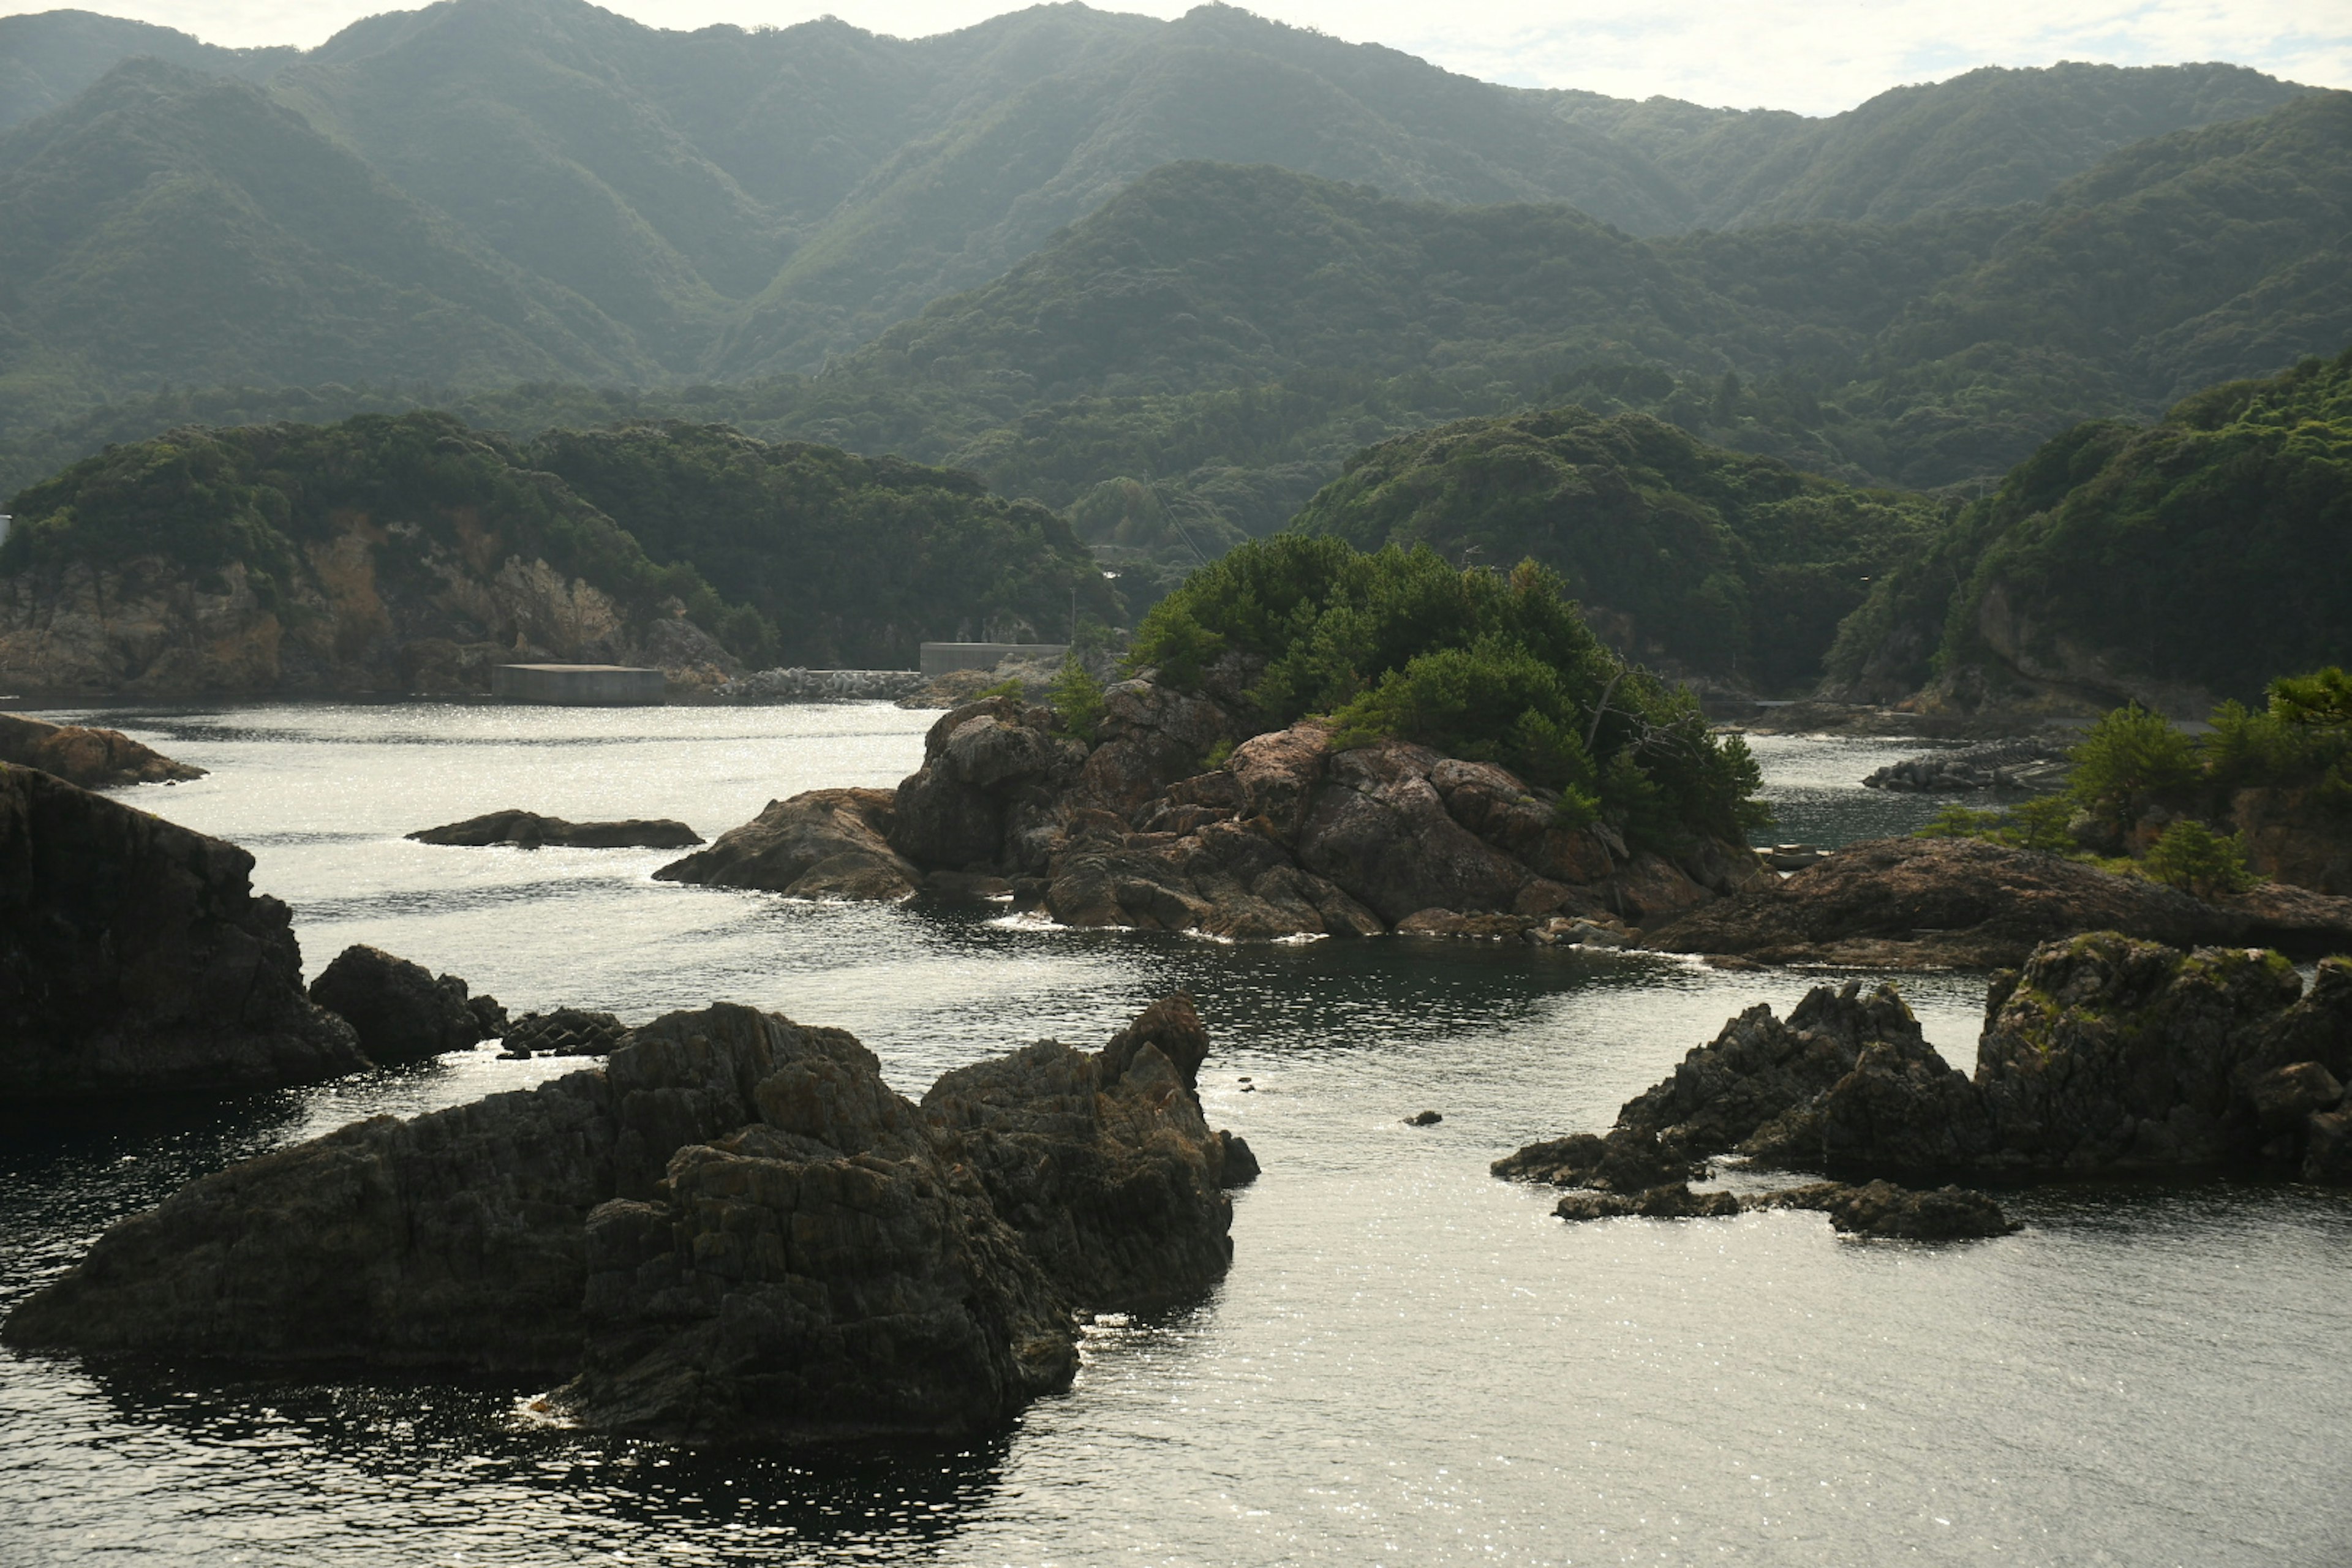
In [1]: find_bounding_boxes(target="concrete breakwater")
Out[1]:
[717,667,932,703]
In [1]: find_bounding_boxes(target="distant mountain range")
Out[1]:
[0,0,2345,638]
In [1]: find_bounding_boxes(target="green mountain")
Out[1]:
[0,9,293,128]
[1822,347,2352,712]
[0,0,2318,413]
[1548,60,2304,229]
[1285,405,1940,694]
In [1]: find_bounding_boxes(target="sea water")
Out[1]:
[1,706,2345,1566]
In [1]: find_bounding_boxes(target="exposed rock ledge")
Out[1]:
[1648,835,2352,968]
[4,995,1254,1442]
[1498,934,2352,1215]
[1,761,364,1098]
[409,809,704,850]
[659,685,1765,939]
[0,712,204,788]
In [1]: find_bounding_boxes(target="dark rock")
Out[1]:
[1753,1179,2020,1238]
[0,712,206,788]
[2244,1061,2344,1129]
[501,1008,629,1058]
[1396,908,1535,940]
[6,995,1247,1442]
[0,761,364,1099]
[309,944,494,1063]
[1218,1131,1261,1185]
[468,993,510,1039]
[1553,1183,1742,1221]
[1074,680,1232,819]
[654,788,918,900]
[1405,1109,1443,1126]
[407,810,703,850]
[1648,835,2352,968]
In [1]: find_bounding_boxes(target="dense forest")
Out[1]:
[1,413,1107,668]
[1825,347,2352,712]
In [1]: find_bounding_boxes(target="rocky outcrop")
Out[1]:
[1546,1178,2016,1238]
[717,667,929,703]
[6,995,1251,1442]
[1501,936,2352,1199]
[0,762,366,1098]
[409,810,704,850]
[309,944,500,1064]
[687,685,1760,942]
[1861,739,2070,794]
[654,788,919,900]
[0,535,739,700]
[1648,835,2352,968]
[0,712,206,788]
[2232,786,2352,895]
[500,1008,628,1057]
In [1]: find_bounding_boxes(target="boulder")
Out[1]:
[1646,835,2352,968]
[0,712,205,788]
[309,944,496,1063]
[6,995,1248,1442]
[654,788,918,900]
[0,761,365,1098]
[888,698,1085,870]
[1751,1180,2020,1239]
[1228,722,1330,838]
[1295,741,1529,923]
[1074,680,1232,819]
[407,810,703,850]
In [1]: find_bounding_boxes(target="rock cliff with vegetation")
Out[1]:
[665,537,1769,937]
[1824,350,2352,714]
[6,994,1255,1441]
[0,412,1102,696]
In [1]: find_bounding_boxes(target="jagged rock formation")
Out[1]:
[664,684,1763,938]
[652,788,919,900]
[6,995,1254,1442]
[0,712,206,788]
[1501,935,2352,1198]
[1547,1178,2018,1238]
[408,810,704,850]
[0,761,366,1098]
[1648,835,2352,967]
[1861,739,2070,793]
[500,1008,628,1057]
[308,944,501,1063]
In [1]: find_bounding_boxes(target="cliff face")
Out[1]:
[0,518,737,699]
[0,761,366,1098]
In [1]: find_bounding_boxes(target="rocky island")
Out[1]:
[6,994,1256,1442]
[1499,932,2352,1229]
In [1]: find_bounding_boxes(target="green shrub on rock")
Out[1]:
[2141,820,2255,897]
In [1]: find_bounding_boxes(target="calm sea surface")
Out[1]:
[2,707,2345,1567]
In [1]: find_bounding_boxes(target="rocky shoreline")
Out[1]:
[5,995,1255,1442]
[0,712,205,789]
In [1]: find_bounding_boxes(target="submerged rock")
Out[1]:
[6,995,1250,1442]
[0,712,206,789]
[1649,835,2352,968]
[409,810,703,850]
[309,944,499,1063]
[1548,1177,2016,1237]
[0,761,364,1099]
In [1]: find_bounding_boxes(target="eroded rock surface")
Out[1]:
[655,788,918,900]
[6,995,1251,1442]
[1501,935,2352,1200]
[686,684,1760,943]
[410,810,703,850]
[0,712,205,788]
[0,762,364,1098]
[1649,835,2352,968]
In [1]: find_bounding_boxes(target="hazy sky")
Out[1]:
[20,0,2351,115]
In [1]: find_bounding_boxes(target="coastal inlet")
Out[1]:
[1,702,2346,1566]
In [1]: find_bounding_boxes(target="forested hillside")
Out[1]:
[1823,347,2352,712]
[0,413,1106,693]
[1286,407,1940,694]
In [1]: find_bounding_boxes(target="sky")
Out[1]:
[12,0,2350,115]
